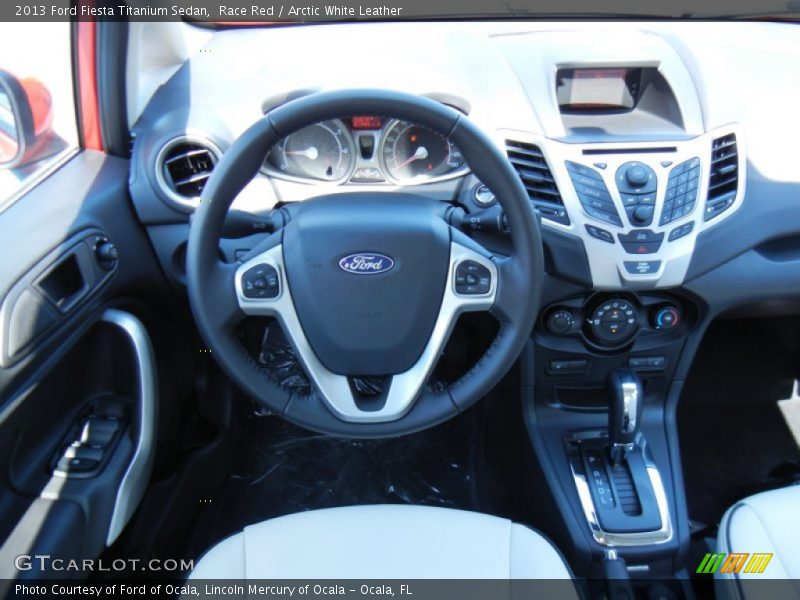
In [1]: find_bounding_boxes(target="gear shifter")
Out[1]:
[606,369,643,466]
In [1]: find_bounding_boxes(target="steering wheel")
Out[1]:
[187,89,543,437]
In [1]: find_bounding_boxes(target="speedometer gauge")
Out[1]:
[268,119,354,182]
[381,120,466,183]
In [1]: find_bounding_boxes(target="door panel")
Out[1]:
[0,151,171,581]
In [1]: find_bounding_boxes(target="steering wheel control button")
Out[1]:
[242,264,279,299]
[455,261,491,295]
[588,299,637,344]
[566,162,622,227]
[668,221,695,242]
[661,157,701,226]
[585,225,614,244]
[652,305,681,330]
[623,260,661,276]
[619,229,664,255]
[547,309,575,335]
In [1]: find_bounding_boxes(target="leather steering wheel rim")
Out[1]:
[187,89,543,438]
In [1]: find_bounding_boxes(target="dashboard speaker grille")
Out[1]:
[159,140,218,200]
[505,139,569,224]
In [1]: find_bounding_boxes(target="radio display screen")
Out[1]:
[557,68,641,111]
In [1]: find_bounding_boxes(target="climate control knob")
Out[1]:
[588,299,638,345]
[652,305,681,330]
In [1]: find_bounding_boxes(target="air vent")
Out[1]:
[705,133,739,221]
[157,137,220,204]
[505,140,569,225]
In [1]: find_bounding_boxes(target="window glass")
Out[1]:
[0,23,79,208]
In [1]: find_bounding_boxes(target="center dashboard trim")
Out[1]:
[497,125,746,290]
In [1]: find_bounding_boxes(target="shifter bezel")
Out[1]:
[565,429,673,547]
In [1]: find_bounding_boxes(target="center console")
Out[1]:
[481,29,744,581]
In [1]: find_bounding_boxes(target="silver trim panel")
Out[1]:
[234,242,496,423]
[102,309,158,546]
[566,430,673,547]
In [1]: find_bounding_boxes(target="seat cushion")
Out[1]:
[189,504,574,581]
[716,484,800,599]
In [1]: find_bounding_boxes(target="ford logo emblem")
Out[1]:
[339,253,395,275]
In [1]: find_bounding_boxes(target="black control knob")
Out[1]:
[95,241,118,270]
[547,310,574,335]
[652,305,681,330]
[588,299,638,345]
[631,206,653,225]
[626,164,649,187]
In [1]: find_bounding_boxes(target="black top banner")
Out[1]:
[4,0,800,22]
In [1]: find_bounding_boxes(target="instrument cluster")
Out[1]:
[264,116,468,185]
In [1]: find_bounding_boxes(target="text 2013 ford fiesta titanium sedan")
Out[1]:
[0,14,799,600]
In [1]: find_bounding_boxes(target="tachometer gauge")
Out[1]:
[381,120,466,183]
[268,119,354,182]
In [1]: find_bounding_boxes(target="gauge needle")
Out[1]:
[396,146,428,169]
[286,146,319,160]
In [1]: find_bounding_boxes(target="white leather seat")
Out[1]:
[189,504,575,583]
[716,484,800,599]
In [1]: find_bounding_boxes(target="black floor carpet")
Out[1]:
[678,317,800,527]
[200,406,514,550]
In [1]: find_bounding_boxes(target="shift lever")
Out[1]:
[606,369,643,466]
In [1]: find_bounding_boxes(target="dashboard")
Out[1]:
[127,21,800,313]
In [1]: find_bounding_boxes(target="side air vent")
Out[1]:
[156,137,220,206]
[505,140,569,225]
[705,133,739,221]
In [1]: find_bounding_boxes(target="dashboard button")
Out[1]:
[668,222,695,242]
[623,260,661,275]
[585,225,615,244]
[576,185,612,201]
[585,207,623,227]
[581,197,616,214]
[572,174,607,190]
[622,241,661,255]
[628,357,648,369]
[548,360,571,374]
[619,229,664,244]
[647,356,667,369]
[566,161,603,180]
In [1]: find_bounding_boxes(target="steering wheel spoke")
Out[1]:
[234,241,497,422]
